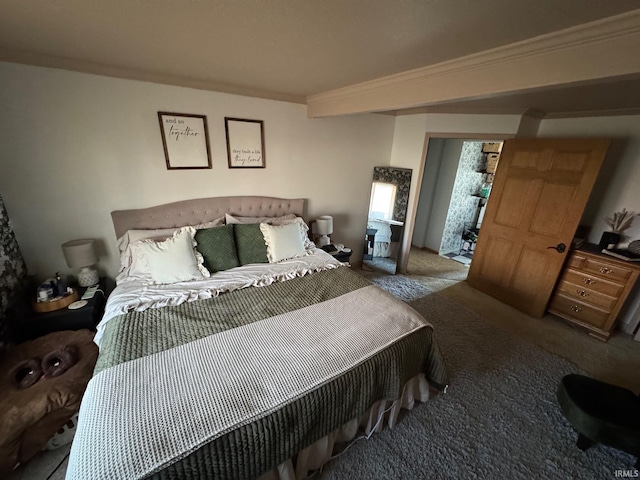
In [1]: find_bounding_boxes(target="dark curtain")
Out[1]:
[0,194,27,347]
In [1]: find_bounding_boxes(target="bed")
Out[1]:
[66,196,447,480]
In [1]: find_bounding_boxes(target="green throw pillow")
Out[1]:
[234,224,269,265]
[195,225,240,273]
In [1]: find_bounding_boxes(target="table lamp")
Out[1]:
[315,215,333,247]
[62,239,99,287]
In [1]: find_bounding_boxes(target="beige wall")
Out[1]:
[412,139,464,252]
[0,62,395,280]
[411,138,444,250]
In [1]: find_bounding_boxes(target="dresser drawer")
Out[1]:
[554,280,617,311]
[582,258,633,283]
[561,269,623,298]
[549,295,609,329]
[566,254,586,270]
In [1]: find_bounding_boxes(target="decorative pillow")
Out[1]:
[225,213,297,225]
[117,227,209,284]
[234,224,269,265]
[117,227,178,253]
[279,217,316,250]
[117,216,225,253]
[116,218,225,279]
[260,222,307,263]
[195,225,240,273]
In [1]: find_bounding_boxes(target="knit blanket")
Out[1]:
[67,268,447,480]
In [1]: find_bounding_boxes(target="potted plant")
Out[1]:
[599,209,636,249]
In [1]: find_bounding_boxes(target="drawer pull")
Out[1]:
[576,290,589,297]
[570,305,582,313]
[583,278,596,285]
[599,267,613,275]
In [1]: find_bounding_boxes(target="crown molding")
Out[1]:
[543,107,640,119]
[307,9,640,117]
[388,105,640,120]
[0,48,307,105]
[390,106,533,117]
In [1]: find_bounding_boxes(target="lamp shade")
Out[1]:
[62,239,98,268]
[315,216,333,235]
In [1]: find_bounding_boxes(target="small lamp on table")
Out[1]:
[62,239,99,287]
[314,215,333,247]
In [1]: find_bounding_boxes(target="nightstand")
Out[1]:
[331,249,352,263]
[18,278,108,341]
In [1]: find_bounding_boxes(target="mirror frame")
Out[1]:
[363,166,412,274]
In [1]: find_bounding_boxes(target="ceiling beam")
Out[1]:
[306,9,640,118]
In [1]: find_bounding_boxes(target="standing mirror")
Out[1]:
[362,166,412,274]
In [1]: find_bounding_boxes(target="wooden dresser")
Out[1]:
[548,244,640,341]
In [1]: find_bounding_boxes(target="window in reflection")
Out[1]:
[369,182,397,221]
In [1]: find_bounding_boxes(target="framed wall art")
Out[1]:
[158,112,212,170]
[224,117,266,168]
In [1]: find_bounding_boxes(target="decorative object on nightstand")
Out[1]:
[62,239,99,287]
[332,248,352,263]
[32,288,79,313]
[321,244,352,263]
[20,278,107,341]
[598,208,636,249]
[313,215,333,247]
[33,272,78,313]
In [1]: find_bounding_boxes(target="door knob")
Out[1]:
[547,243,566,253]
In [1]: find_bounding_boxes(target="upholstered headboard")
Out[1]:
[111,196,305,239]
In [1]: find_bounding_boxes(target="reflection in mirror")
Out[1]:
[362,167,412,275]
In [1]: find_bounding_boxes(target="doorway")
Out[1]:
[408,137,503,273]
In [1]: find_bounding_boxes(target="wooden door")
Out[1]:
[467,138,609,317]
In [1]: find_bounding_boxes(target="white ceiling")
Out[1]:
[1,1,639,115]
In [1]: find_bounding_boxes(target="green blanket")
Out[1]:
[94,267,447,479]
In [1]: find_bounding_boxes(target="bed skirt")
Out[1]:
[258,373,431,480]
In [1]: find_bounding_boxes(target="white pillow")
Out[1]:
[117,217,225,253]
[116,226,210,284]
[116,218,225,279]
[279,217,316,250]
[260,222,308,263]
[117,227,179,254]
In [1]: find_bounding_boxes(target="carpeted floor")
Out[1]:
[318,273,637,479]
[363,257,398,275]
[362,248,470,292]
[407,248,469,281]
[359,270,431,303]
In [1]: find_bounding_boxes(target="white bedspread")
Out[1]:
[95,248,344,346]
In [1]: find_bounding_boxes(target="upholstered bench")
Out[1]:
[0,329,98,475]
[557,373,640,468]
